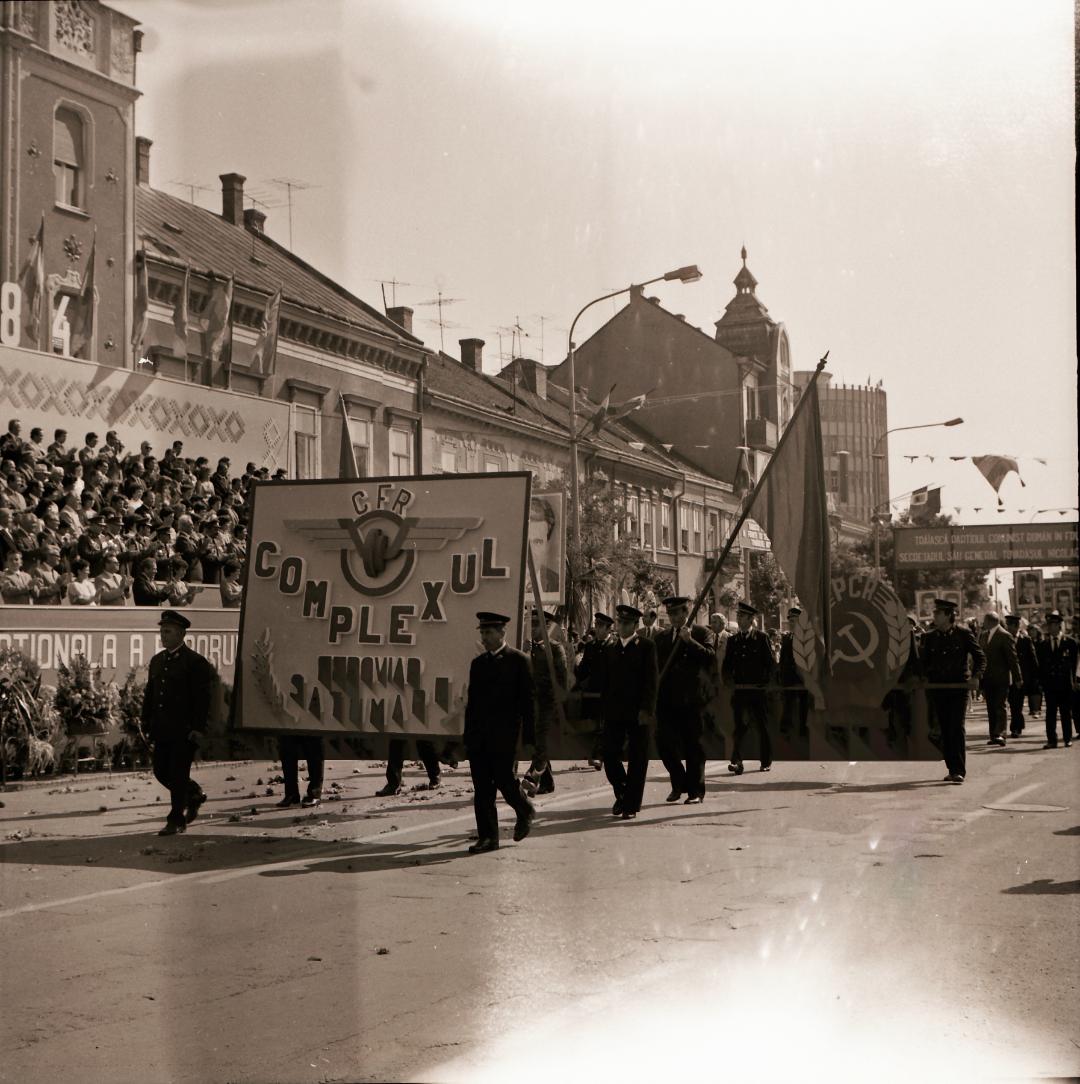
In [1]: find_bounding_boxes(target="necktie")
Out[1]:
[1052,637,1058,652]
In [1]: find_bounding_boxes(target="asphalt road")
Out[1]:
[1,707,1077,1084]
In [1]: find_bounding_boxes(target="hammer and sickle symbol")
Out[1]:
[830,611,880,668]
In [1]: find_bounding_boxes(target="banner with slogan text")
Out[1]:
[894,522,1078,570]
[234,473,531,739]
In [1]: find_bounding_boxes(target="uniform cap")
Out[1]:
[615,604,643,621]
[476,611,510,629]
[593,611,614,626]
[1045,610,1063,623]
[736,600,758,616]
[787,606,802,618]
[1004,613,1021,624]
[159,609,191,630]
[662,596,690,610]
[933,598,958,613]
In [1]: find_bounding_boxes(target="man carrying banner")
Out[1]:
[522,608,567,797]
[778,606,809,739]
[919,598,985,783]
[654,595,714,803]
[463,612,537,853]
[723,601,776,774]
[574,611,614,769]
[600,604,658,819]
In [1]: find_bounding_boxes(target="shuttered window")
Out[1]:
[54,108,84,208]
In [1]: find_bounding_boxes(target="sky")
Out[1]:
[114,0,1077,524]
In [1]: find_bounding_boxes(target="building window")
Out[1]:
[439,448,457,474]
[679,503,690,552]
[54,107,85,209]
[292,404,318,479]
[692,505,703,554]
[626,492,640,544]
[642,498,654,550]
[482,453,504,472]
[707,510,719,554]
[659,503,671,550]
[389,427,414,476]
[349,417,371,477]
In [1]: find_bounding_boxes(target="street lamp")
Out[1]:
[565,264,702,609]
[871,416,964,569]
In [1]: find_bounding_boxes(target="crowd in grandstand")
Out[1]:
[0,417,275,607]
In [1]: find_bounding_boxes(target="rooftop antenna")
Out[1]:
[268,177,320,250]
[530,313,555,363]
[416,291,465,352]
[167,179,214,205]
[371,277,419,310]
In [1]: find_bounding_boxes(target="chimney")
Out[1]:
[514,358,547,399]
[387,306,413,335]
[135,136,151,186]
[459,338,484,372]
[220,173,246,226]
[243,207,266,234]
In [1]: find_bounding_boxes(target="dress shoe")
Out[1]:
[520,776,538,798]
[468,838,499,854]
[513,805,535,842]
[537,782,555,795]
[1042,742,1058,750]
[664,789,683,803]
[158,822,185,836]
[986,739,998,745]
[300,795,320,808]
[426,777,441,789]
[684,795,703,805]
[184,791,206,825]
[951,774,964,784]
[276,796,301,808]
[728,762,744,776]
[588,759,603,771]
[760,764,772,772]
[1064,741,1073,748]
[375,783,402,797]
[612,799,624,816]
[996,738,1006,746]
[621,810,638,819]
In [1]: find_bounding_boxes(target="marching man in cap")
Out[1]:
[1034,610,1078,749]
[463,612,537,853]
[522,609,568,797]
[779,606,809,740]
[722,601,777,774]
[141,610,216,835]
[575,610,615,769]
[918,597,985,782]
[600,604,658,818]
[654,595,714,803]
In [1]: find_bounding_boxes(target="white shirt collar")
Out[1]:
[619,634,636,648]
[488,643,507,657]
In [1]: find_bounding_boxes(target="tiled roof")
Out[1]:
[136,186,417,344]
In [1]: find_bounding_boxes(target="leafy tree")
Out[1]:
[748,551,789,626]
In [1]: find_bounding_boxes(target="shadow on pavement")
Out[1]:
[1002,879,1080,895]
[1052,825,1080,836]
[0,807,117,823]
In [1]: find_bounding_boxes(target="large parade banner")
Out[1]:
[894,522,1079,570]
[233,473,531,740]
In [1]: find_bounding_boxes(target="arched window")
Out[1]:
[54,107,84,208]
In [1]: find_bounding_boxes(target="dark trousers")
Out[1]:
[1028,690,1043,714]
[152,738,202,826]
[278,734,325,801]
[731,690,772,768]
[1044,690,1073,745]
[386,738,440,787]
[467,743,532,843]
[781,687,809,736]
[656,706,705,798]
[602,717,649,813]
[982,682,1009,739]
[1007,686,1026,734]
[929,690,968,777]
[526,706,556,790]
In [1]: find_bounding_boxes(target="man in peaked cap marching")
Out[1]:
[654,595,714,803]
[463,612,537,853]
[600,604,658,819]
[1035,610,1078,749]
[779,606,810,740]
[575,610,615,769]
[722,600,777,775]
[142,610,217,835]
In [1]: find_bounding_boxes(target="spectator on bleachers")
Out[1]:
[164,556,194,607]
[1,549,35,604]
[0,419,23,462]
[220,559,243,608]
[95,552,132,606]
[174,514,204,583]
[133,555,167,607]
[67,557,97,605]
[78,432,100,469]
[77,515,107,576]
[32,543,68,604]
[47,428,69,460]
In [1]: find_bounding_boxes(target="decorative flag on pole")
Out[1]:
[908,485,941,524]
[579,385,654,439]
[203,275,233,384]
[68,233,96,359]
[250,287,281,377]
[579,385,614,439]
[17,214,45,349]
[131,250,149,353]
[733,446,753,503]
[339,393,360,479]
[971,454,1024,507]
[172,265,190,359]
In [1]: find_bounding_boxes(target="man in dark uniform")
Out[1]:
[141,610,216,835]
[1004,614,1038,737]
[522,609,568,797]
[654,595,714,804]
[600,604,658,819]
[918,597,985,783]
[1035,610,1078,749]
[778,606,809,739]
[574,611,613,769]
[978,612,1023,747]
[722,600,777,774]
[276,734,326,808]
[463,612,537,853]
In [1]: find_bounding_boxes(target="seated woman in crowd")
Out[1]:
[67,557,98,605]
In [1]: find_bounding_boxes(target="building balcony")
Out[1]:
[746,416,777,451]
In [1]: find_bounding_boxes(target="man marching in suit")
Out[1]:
[1035,610,1078,749]
[463,612,537,853]
[1004,613,1038,737]
[654,595,714,804]
[600,604,658,819]
[722,600,777,774]
[979,612,1023,747]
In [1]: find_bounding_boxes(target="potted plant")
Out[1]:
[53,654,119,774]
[0,648,62,786]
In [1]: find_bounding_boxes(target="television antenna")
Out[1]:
[167,179,214,205]
[268,177,321,250]
[370,277,420,311]
[416,291,465,352]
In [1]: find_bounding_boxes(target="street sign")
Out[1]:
[234,473,531,737]
[894,522,1079,570]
